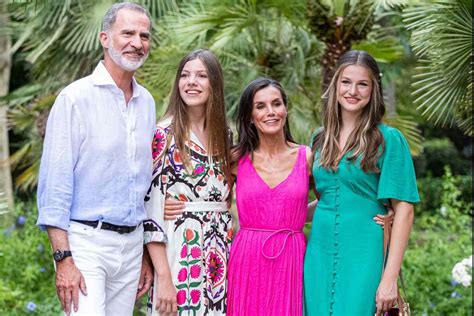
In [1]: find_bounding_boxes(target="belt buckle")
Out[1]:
[116,226,125,234]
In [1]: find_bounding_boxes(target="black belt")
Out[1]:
[71,220,139,234]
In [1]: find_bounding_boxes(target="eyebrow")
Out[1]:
[181,69,207,73]
[340,76,369,82]
[253,98,282,105]
[120,29,150,38]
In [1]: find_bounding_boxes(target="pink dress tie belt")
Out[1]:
[240,227,303,259]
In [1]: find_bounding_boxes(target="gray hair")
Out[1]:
[102,2,151,32]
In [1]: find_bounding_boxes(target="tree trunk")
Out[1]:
[0,3,14,217]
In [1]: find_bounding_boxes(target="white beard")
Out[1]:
[108,37,148,72]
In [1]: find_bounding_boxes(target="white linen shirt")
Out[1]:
[37,61,156,231]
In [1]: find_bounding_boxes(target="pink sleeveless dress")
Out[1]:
[227,146,308,316]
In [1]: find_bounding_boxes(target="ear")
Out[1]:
[99,31,109,49]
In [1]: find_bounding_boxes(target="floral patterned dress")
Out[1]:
[144,117,233,316]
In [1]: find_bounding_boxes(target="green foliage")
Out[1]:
[403,0,473,135]
[417,174,472,216]
[414,137,471,177]
[0,201,61,315]
[403,166,472,315]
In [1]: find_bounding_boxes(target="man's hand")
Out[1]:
[137,248,153,299]
[55,258,87,316]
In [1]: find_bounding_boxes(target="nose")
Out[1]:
[349,83,358,95]
[130,34,143,50]
[266,105,275,115]
[186,74,197,85]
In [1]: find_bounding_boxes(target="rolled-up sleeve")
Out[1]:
[143,126,169,244]
[36,93,81,231]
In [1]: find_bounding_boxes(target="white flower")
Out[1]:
[440,206,447,216]
[452,255,473,287]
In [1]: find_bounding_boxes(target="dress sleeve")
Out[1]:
[377,127,420,203]
[143,126,170,244]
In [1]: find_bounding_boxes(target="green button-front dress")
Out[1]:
[303,124,420,316]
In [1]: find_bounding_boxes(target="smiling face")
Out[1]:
[251,86,287,137]
[100,8,150,72]
[178,58,211,109]
[336,65,373,117]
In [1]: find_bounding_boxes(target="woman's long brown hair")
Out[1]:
[313,50,385,172]
[165,49,230,181]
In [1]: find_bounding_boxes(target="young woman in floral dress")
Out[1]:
[144,49,232,316]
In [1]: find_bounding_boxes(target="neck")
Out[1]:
[103,57,134,95]
[187,105,207,133]
[341,111,360,134]
[255,132,289,156]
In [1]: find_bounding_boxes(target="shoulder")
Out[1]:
[58,74,94,102]
[309,126,324,146]
[378,123,404,139]
[135,82,155,104]
[156,116,173,130]
[302,145,313,170]
[152,116,174,161]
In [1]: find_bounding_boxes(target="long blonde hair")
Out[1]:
[313,50,385,172]
[165,49,230,180]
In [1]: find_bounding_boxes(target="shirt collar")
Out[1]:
[92,61,141,98]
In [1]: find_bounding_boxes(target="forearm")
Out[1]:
[146,242,172,278]
[306,199,318,222]
[382,201,414,281]
[47,226,71,251]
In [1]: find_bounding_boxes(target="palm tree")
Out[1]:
[142,0,323,141]
[403,0,472,135]
[0,0,14,215]
[5,0,180,191]
[6,0,423,192]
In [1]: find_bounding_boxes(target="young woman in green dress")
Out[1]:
[303,50,420,316]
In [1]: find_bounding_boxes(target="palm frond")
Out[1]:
[384,115,424,155]
[403,0,472,135]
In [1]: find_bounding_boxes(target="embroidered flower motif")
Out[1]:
[178,194,189,202]
[190,289,201,304]
[206,250,225,285]
[152,127,166,161]
[190,264,201,279]
[190,246,201,259]
[173,150,183,164]
[180,245,187,259]
[193,164,205,177]
[226,228,234,242]
[176,289,186,306]
[177,268,187,282]
[185,229,195,242]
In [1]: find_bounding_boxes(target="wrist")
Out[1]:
[56,256,75,267]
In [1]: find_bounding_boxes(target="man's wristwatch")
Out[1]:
[53,249,72,262]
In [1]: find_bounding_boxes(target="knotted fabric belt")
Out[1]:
[183,201,228,213]
[240,227,302,259]
[71,219,139,234]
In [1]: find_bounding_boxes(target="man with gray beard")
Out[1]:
[37,3,155,315]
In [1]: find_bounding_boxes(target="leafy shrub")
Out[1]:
[0,201,149,315]
[414,138,471,177]
[0,201,61,315]
[417,173,472,216]
[403,167,472,315]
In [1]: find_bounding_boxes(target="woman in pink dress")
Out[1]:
[226,77,313,315]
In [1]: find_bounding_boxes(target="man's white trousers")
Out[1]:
[66,221,143,316]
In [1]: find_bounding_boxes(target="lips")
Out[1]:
[124,51,144,59]
[344,97,360,104]
[185,89,201,96]
[263,119,279,124]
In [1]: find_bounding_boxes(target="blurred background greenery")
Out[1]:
[0,0,472,315]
